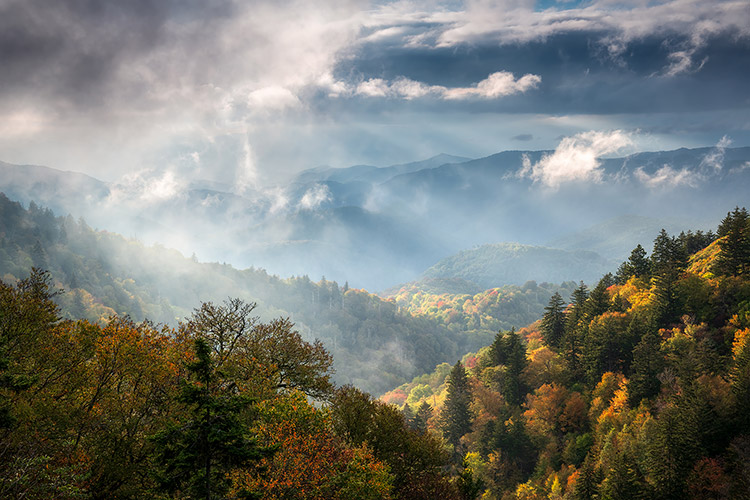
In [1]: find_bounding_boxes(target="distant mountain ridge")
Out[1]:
[1,145,748,290]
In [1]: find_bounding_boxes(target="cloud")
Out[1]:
[365,0,750,75]
[355,71,540,100]
[700,135,732,172]
[512,133,533,142]
[108,167,187,206]
[634,165,702,189]
[442,72,541,99]
[518,130,633,189]
[298,184,332,210]
[247,86,302,112]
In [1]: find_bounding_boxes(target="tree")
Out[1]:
[563,282,589,376]
[650,230,687,326]
[414,402,433,434]
[615,244,650,284]
[441,361,473,452]
[714,207,750,276]
[541,292,566,349]
[184,299,334,399]
[489,329,528,405]
[151,338,273,499]
[330,385,460,500]
[627,330,664,406]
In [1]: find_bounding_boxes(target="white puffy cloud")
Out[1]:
[442,71,541,99]
[518,130,633,189]
[355,71,541,100]
[247,86,302,112]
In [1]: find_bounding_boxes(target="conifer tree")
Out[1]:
[414,402,433,434]
[650,230,687,325]
[490,329,528,405]
[541,292,566,349]
[714,206,750,276]
[563,282,589,376]
[151,338,272,499]
[441,361,473,452]
[615,244,650,284]
[627,330,664,406]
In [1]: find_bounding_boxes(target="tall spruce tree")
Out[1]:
[615,244,650,284]
[563,282,589,376]
[541,292,566,349]
[441,361,473,452]
[490,329,528,405]
[714,206,750,276]
[627,330,664,406]
[650,230,687,326]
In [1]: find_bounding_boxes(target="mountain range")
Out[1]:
[2,145,748,290]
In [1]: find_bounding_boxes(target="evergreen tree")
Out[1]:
[650,230,687,325]
[573,453,601,500]
[563,282,589,376]
[441,361,473,452]
[540,292,566,349]
[627,329,664,406]
[150,338,272,499]
[616,244,650,284]
[586,274,613,319]
[414,402,433,434]
[490,329,528,405]
[714,206,750,276]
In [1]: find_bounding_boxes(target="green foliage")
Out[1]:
[0,193,484,395]
[540,292,566,349]
[150,338,272,499]
[714,207,750,276]
[615,244,650,284]
[489,329,528,405]
[441,361,473,451]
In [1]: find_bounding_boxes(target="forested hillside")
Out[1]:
[0,274,467,499]
[381,209,750,499]
[0,193,518,394]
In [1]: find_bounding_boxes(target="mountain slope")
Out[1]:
[421,242,614,289]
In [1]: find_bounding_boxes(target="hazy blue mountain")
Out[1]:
[422,243,615,289]
[0,160,110,215]
[293,153,471,185]
[1,146,748,290]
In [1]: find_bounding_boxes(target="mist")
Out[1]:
[1,134,747,292]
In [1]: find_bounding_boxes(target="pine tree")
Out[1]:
[490,329,528,405]
[151,338,272,499]
[441,361,473,452]
[615,244,650,284]
[714,206,750,276]
[414,402,432,434]
[650,230,687,326]
[541,292,566,349]
[627,330,664,406]
[563,282,589,376]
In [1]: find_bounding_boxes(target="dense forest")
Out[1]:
[381,209,750,499]
[0,193,534,394]
[3,193,750,498]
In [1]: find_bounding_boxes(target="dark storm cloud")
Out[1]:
[333,30,750,115]
[0,0,175,110]
[2,0,749,186]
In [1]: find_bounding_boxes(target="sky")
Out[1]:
[1,0,749,190]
